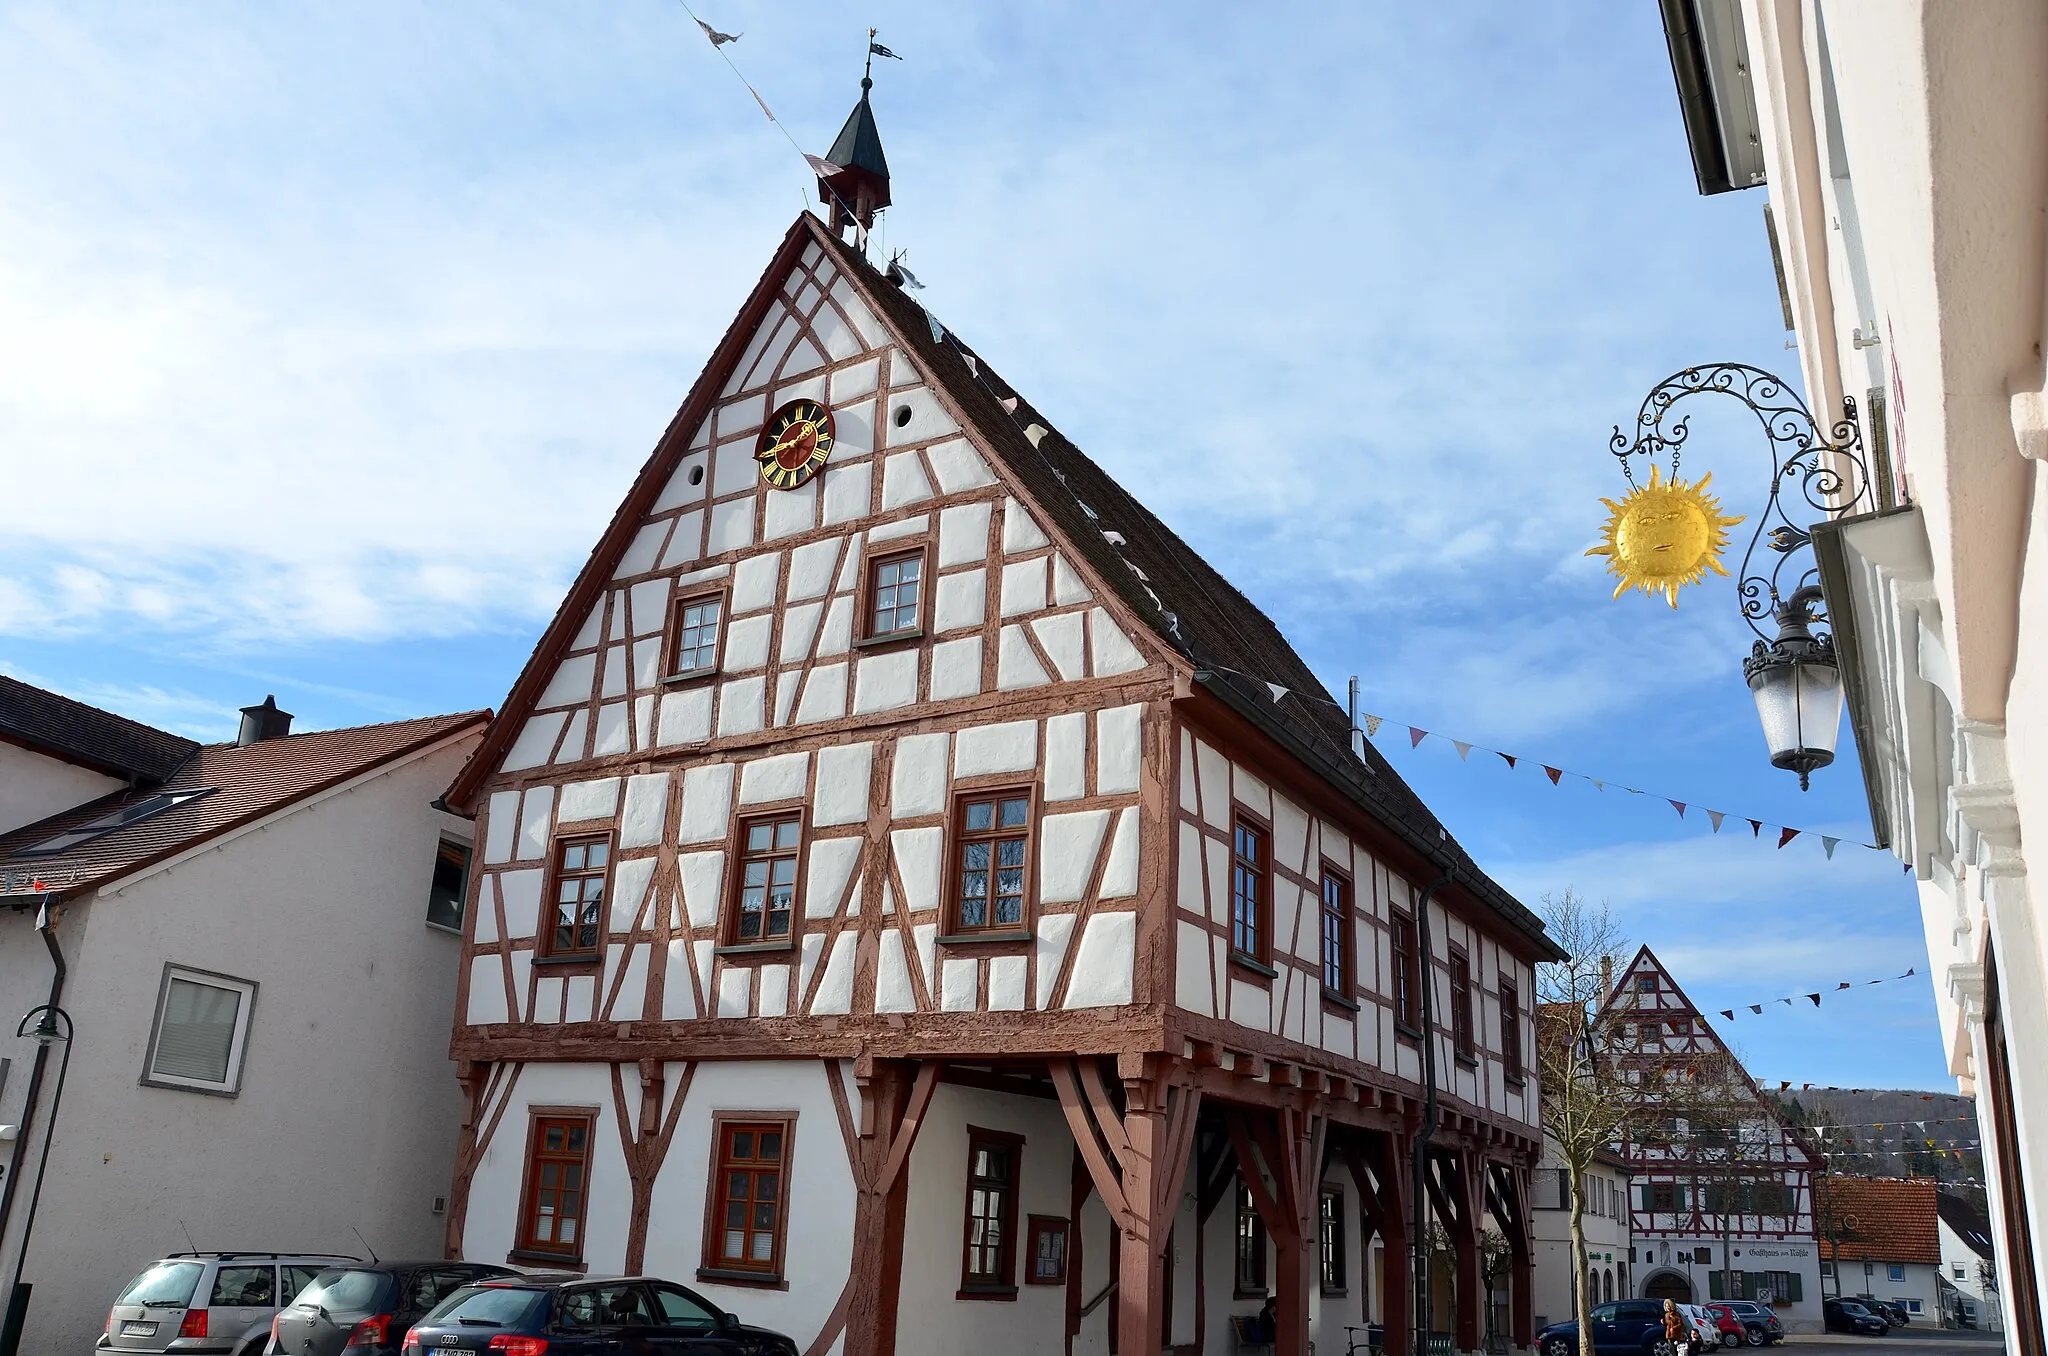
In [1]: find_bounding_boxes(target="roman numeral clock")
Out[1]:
[755,399,835,490]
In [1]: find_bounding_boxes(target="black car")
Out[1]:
[1823,1298,1890,1336]
[268,1261,516,1355]
[400,1276,798,1356]
[1864,1299,1910,1327]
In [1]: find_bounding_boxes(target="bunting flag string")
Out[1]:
[1710,968,1918,1021]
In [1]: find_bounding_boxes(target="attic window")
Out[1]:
[18,788,216,856]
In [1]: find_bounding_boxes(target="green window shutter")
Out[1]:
[1709,1272,1725,1300]
[1787,1273,1803,1302]
[1641,1185,1653,1211]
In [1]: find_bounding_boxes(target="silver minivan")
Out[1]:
[97,1252,355,1355]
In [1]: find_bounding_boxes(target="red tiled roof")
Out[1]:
[1818,1176,1941,1264]
[0,711,488,899]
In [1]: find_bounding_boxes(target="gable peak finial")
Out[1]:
[817,30,897,245]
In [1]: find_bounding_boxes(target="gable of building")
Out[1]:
[1818,1176,1942,1265]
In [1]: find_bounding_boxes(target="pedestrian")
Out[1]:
[1663,1299,1690,1356]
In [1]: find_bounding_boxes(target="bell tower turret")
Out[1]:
[816,32,892,243]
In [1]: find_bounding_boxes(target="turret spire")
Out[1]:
[816,30,896,245]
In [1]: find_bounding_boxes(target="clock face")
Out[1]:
[755,399,835,491]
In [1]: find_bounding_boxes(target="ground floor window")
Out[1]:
[1319,1187,1346,1294]
[704,1117,792,1280]
[961,1128,1022,1295]
[517,1114,593,1259]
[1236,1182,1267,1295]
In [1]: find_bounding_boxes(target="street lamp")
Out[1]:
[0,1004,73,1356]
[1609,364,1869,790]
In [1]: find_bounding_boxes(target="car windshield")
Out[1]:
[423,1286,547,1328]
[1840,1302,1871,1316]
[116,1261,203,1307]
[294,1269,397,1314]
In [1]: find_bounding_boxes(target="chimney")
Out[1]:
[237,695,294,745]
[1600,954,1614,995]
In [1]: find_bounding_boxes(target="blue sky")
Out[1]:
[0,2,1940,1089]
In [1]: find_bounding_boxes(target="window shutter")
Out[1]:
[1640,1185,1653,1211]
[1709,1271,1724,1300]
[151,978,241,1082]
[1786,1273,1802,1302]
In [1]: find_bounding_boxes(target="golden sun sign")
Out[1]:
[1587,464,1746,607]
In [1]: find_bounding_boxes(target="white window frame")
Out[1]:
[141,964,257,1096]
[1886,1262,1905,1282]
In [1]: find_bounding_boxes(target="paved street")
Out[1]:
[1782,1333,2006,1356]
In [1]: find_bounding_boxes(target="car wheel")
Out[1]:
[1744,1328,1765,1348]
[1721,1333,1740,1348]
[1544,1338,1573,1356]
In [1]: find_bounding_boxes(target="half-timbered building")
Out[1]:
[440,97,1563,1356]
[1602,948,1824,1327]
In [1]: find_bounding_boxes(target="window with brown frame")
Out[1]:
[704,1119,790,1278]
[1234,1182,1267,1295]
[1500,977,1523,1082]
[1319,868,1350,996]
[1318,1186,1346,1295]
[1450,948,1475,1060]
[1230,817,1268,962]
[864,547,925,640]
[1391,909,1419,1032]
[1025,1216,1069,1285]
[544,834,610,957]
[961,1129,1021,1295]
[949,790,1032,934]
[665,592,725,678]
[517,1115,593,1258]
[727,814,801,945]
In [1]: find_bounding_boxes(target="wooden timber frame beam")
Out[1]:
[1223,1098,1328,1356]
[1423,1145,1485,1353]
[1050,1053,1202,1356]
[819,1056,942,1356]
[1340,1128,1414,1356]
[1487,1158,1535,1349]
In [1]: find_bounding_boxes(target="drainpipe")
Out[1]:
[1411,863,1455,1356]
[0,901,65,1249]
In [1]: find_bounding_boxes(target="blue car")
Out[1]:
[400,1276,797,1356]
[1538,1300,1669,1356]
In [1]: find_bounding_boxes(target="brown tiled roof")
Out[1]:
[0,711,488,899]
[0,676,198,783]
[1818,1176,1941,1264]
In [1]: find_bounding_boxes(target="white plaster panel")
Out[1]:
[1233,764,1273,821]
[772,672,798,728]
[1039,810,1111,904]
[876,933,916,1013]
[553,708,588,763]
[631,639,662,690]
[466,956,507,1025]
[609,948,648,1022]
[472,883,499,943]
[1231,977,1270,1029]
[1030,612,1086,680]
[999,558,1048,618]
[891,826,944,915]
[831,397,875,461]
[614,520,668,579]
[1204,838,1231,924]
[557,777,620,823]
[1274,797,1310,877]
[716,616,768,673]
[997,625,1049,689]
[570,603,604,650]
[713,437,760,500]
[867,513,927,543]
[788,539,841,601]
[816,596,853,657]
[607,591,628,641]
[928,637,982,701]
[634,693,655,748]
[796,933,825,1005]
[660,942,698,1019]
[740,751,810,805]
[500,868,542,938]
[783,335,826,377]
[532,972,559,1022]
[1176,921,1214,1016]
[938,502,991,567]
[503,711,567,772]
[934,569,986,633]
[813,742,872,826]
[716,677,765,736]
[680,763,735,843]
[653,453,709,512]
[804,837,863,920]
[773,372,827,408]
[1002,499,1050,554]
[812,933,857,1014]
[794,664,848,723]
[509,952,534,1020]
[620,772,670,848]
[707,497,755,555]
[1195,740,1231,830]
[832,356,880,402]
[853,649,919,714]
[880,452,933,509]
[1035,914,1074,1009]
[755,964,790,1019]
[484,790,518,864]
[1176,821,1207,917]
[732,552,783,613]
[835,541,863,592]
[1052,553,1091,606]
[678,852,725,931]
[656,509,704,568]
[892,733,950,817]
[657,688,713,746]
[940,957,978,1012]
[719,391,767,435]
[538,653,597,709]
[1092,704,1142,796]
[1090,608,1147,676]
[601,645,629,699]
[1099,807,1139,900]
[1177,728,1198,811]
[610,855,656,932]
[717,966,751,1019]
[1064,912,1135,1008]
[593,702,630,755]
[835,285,881,348]
[955,720,1038,775]
[926,439,997,493]
[629,578,669,635]
[516,786,555,861]
[882,387,957,445]
[821,461,872,526]
[1043,712,1087,802]
[987,956,1027,1012]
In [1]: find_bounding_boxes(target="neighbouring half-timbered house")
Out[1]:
[1602,948,1825,1328]
[440,99,1563,1356]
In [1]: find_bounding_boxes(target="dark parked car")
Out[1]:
[1824,1298,1890,1336]
[1864,1299,1910,1327]
[1537,1299,1666,1356]
[268,1262,515,1355]
[1705,1301,1784,1346]
[400,1277,797,1356]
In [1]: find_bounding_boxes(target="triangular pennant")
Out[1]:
[1499,753,1518,769]
[1749,819,1763,837]
[1780,997,1795,1006]
[1750,1005,1763,1014]
[963,352,979,377]
[747,84,776,121]
[1838,982,1851,989]
[1905,861,1914,874]
[1543,766,1563,785]
[1807,993,1822,1006]
[1779,827,1800,849]
[1591,779,1605,791]
[927,313,947,344]
[1903,967,1916,977]
[1453,741,1473,761]
[1720,1010,1735,1020]
[1670,800,1687,818]
[1779,1081,1791,1091]
[1409,726,1428,749]
[1363,714,1383,737]
[1000,396,1020,414]
[1706,810,1725,832]
[1266,683,1288,703]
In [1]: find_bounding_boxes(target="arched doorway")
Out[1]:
[1643,1270,1694,1302]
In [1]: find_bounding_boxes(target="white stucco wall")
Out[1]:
[0,740,124,837]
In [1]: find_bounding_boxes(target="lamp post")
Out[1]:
[0,1004,73,1356]
[1610,364,1870,790]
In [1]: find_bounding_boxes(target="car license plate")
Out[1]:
[120,1321,157,1337]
